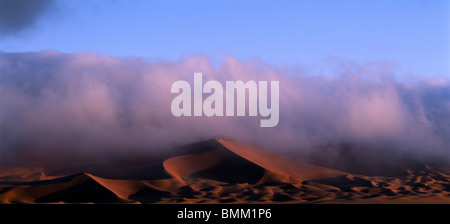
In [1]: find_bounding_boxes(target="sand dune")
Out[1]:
[0,139,449,203]
[217,139,346,181]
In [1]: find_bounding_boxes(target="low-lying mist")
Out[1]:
[0,51,449,169]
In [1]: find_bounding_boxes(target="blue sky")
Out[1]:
[1,0,449,78]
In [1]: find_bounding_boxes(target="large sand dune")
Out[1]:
[1,139,449,203]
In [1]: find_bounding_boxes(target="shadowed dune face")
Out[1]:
[0,139,450,204]
[34,173,125,203]
[217,139,346,181]
[163,148,266,184]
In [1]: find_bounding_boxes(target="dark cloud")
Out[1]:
[0,51,449,165]
[0,0,55,36]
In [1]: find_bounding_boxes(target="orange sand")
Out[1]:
[1,139,449,204]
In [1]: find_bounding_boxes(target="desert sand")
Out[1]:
[1,139,449,204]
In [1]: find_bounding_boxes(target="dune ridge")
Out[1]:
[0,139,449,204]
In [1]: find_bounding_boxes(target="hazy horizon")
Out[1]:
[0,0,449,162]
